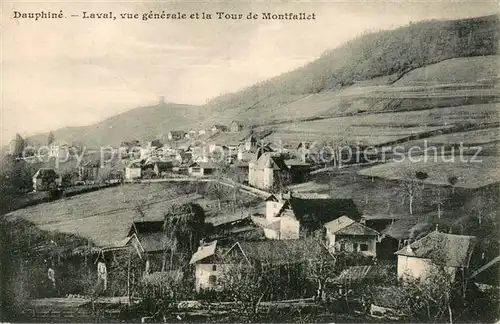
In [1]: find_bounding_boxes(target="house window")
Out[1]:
[339,243,345,251]
[192,167,201,173]
[212,265,217,271]
[209,275,217,285]
[353,243,359,252]
[360,244,369,252]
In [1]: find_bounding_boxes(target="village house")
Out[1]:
[48,141,71,158]
[128,221,165,272]
[324,216,379,256]
[152,161,173,177]
[248,151,289,190]
[33,168,62,192]
[229,121,244,132]
[238,140,271,162]
[125,161,142,180]
[211,124,228,134]
[395,231,476,282]
[78,161,100,182]
[253,193,360,240]
[186,129,198,139]
[167,131,186,141]
[285,159,312,183]
[188,161,217,177]
[198,129,207,136]
[189,241,227,293]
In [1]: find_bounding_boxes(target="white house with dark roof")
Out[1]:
[33,168,61,192]
[189,241,227,293]
[324,216,379,256]
[395,231,476,281]
[253,193,360,240]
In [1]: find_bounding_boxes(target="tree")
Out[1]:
[399,170,423,215]
[447,175,458,194]
[219,257,275,320]
[162,203,205,270]
[47,132,55,146]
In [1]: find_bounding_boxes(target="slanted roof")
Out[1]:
[395,231,477,268]
[189,240,217,264]
[335,222,380,236]
[324,216,355,233]
[33,168,59,179]
[285,159,310,167]
[169,130,186,136]
[189,161,217,169]
[129,221,165,253]
[139,232,165,253]
[333,263,395,284]
[264,194,280,202]
[154,161,173,172]
[212,124,228,131]
[231,238,332,265]
[255,152,288,170]
[280,197,360,232]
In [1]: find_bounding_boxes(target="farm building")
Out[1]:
[324,216,379,256]
[33,168,61,192]
[395,231,476,281]
[211,124,228,134]
[128,221,165,272]
[167,131,186,141]
[78,161,100,182]
[151,161,173,177]
[125,161,142,180]
[253,193,360,240]
[188,161,217,177]
[229,121,244,132]
[189,241,227,293]
[248,151,289,190]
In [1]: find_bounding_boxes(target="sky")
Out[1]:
[1,0,498,143]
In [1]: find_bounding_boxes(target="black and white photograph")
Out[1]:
[1,0,499,322]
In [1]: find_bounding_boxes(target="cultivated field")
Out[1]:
[5,182,261,247]
[425,127,500,145]
[357,156,500,189]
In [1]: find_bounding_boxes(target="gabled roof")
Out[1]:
[333,263,395,284]
[325,216,379,236]
[189,161,217,169]
[212,124,228,130]
[33,168,59,179]
[335,222,379,236]
[139,232,165,253]
[128,221,165,252]
[169,130,186,136]
[395,231,477,268]
[324,216,355,233]
[253,152,288,170]
[228,238,332,266]
[277,197,360,232]
[189,240,217,264]
[154,161,174,172]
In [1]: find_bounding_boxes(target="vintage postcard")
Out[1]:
[1,0,499,322]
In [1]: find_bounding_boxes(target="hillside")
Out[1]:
[201,15,499,124]
[27,103,205,147]
[23,15,499,147]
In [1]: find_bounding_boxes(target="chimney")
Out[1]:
[159,96,165,105]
